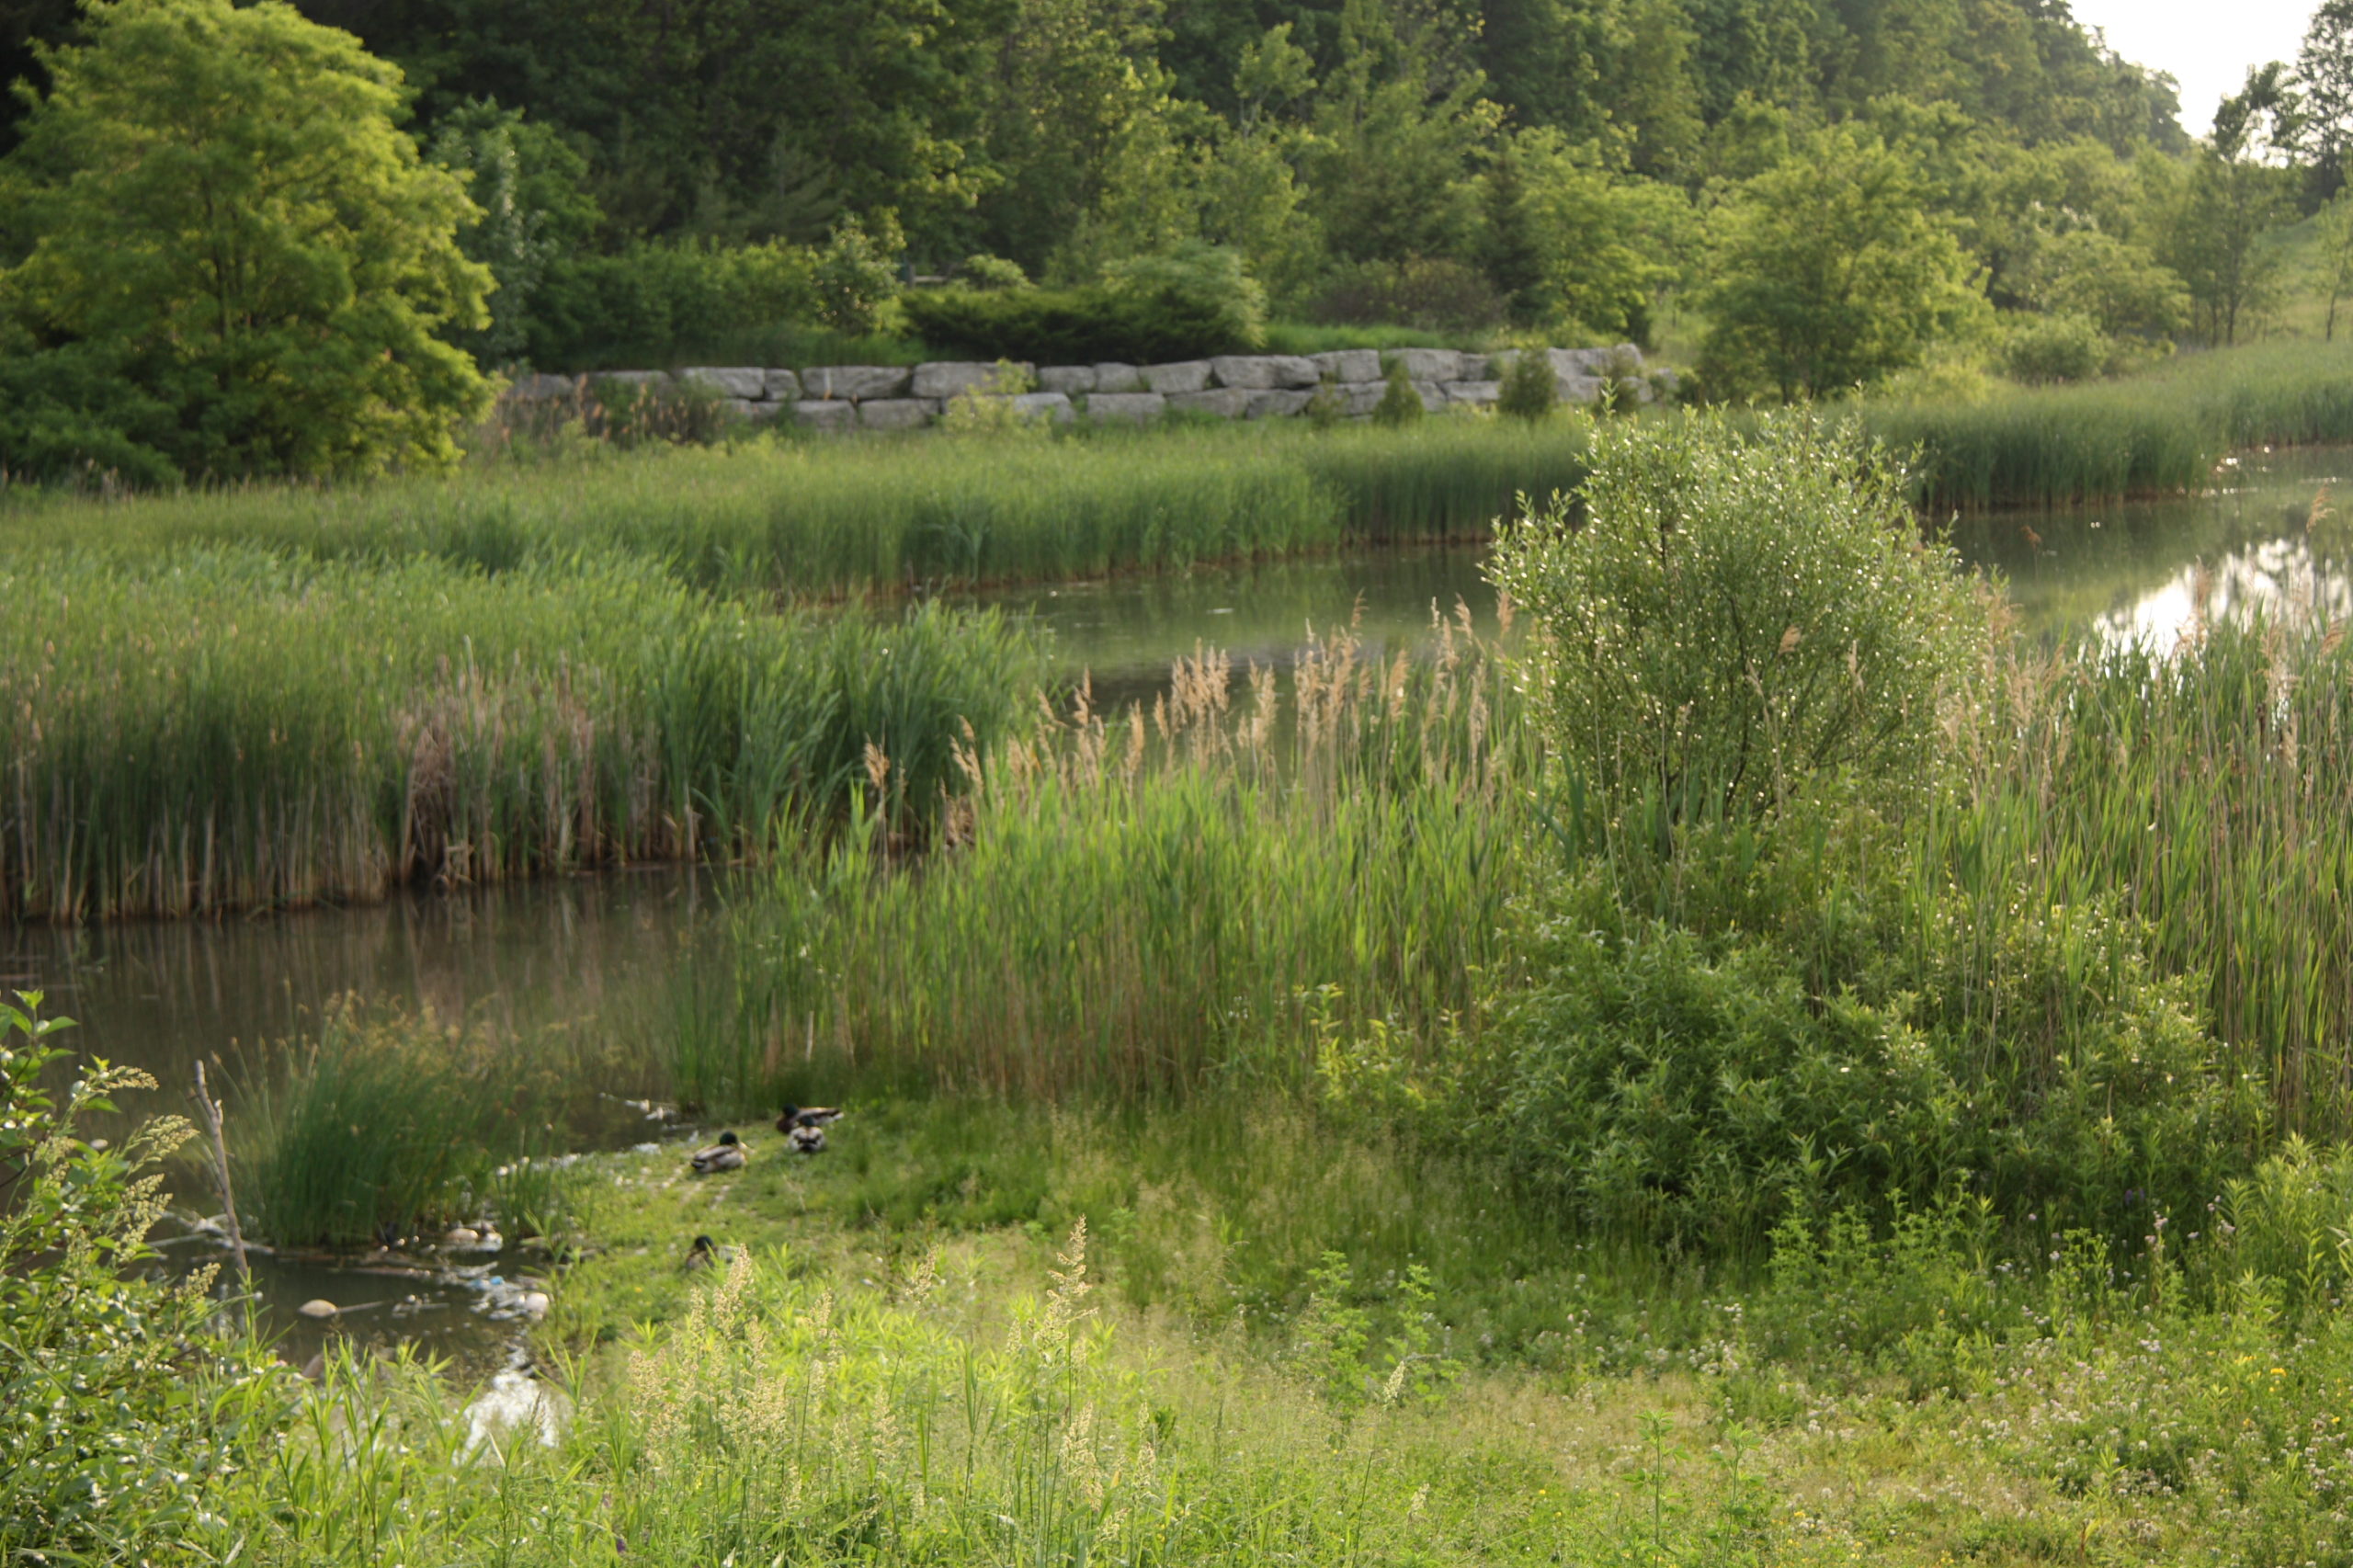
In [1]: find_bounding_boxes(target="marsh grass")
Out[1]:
[0,420,1588,598]
[665,610,1541,1113]
[1934,608,2353,1138]
[0,549,1039,920]
[1868,342,2353,508]
[234,1000,588,1247]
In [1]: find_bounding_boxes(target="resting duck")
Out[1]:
[777,1104,845,1131]
[683,1234,719,1271]
[788,1124,827,1155]
[688,1131,746,1174]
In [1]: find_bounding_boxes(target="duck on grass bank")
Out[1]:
[689,1131,746,1175]
[777,1104,844,1131]
[788,1124,827,1155]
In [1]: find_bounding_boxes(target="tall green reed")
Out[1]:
[0,422,1583,597]
[0,548,1040,920]
[666,612,1540,1113]
[1926,606,2353,1137]
[1867,343,2353,509]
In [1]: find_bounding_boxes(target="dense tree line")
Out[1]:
[6,0,2353,484]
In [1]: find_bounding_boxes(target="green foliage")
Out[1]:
[529,240,824,371]
[0,0,493,482]
[0,550,1040,918]
[683,624,1529,1111]
[1489,415,1986,825]
[1999,310,2108,384]
[1699,127,1988,400]
[1496,349,1559,420]
[1372,358,1427,426]
[808,212,905,334]
[238,1001,585,1246]
[0,995,283,1557]
[426,98,600,364]
[1481,824,2259,1249]
[906,243,1267,361]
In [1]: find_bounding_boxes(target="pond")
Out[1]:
[16,444,2353,1370]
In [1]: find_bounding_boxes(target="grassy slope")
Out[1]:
[215,1101,2353,1567]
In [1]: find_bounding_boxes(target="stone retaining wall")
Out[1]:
[509,346,1670,431]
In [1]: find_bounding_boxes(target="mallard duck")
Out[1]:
[788,1124,827,1155]
[777,1104,844,1131]
[683,1234,719,1272]
[689,1131,746,1174]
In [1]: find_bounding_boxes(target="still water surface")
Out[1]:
[17,447,2353,1367]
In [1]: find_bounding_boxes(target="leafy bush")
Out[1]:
[903,244,1267,362]
[1372,359,1426,426]
[529,240,822,370]
[1496,350,1558,420]
[1488,415,1988,826]
[0,994,283,1556]
[1481,815,2263,1250]
[1310,256,1508,333]
[2001,311,2109,385]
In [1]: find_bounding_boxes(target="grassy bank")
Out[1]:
[1865,342,2353,508]
[140,1100,2353,1568]
[0,549,1038,920]
[0,420,1594,598]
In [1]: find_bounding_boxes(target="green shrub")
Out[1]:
[1481,812,2263,1250]
[529,240,824,370]
[904,244,1267,362]
[1496,351,1557,421]
[0,994,283,1556]
[2001,311,2109,385]
[1372,360,1426,427]
[1488,414,1987,827]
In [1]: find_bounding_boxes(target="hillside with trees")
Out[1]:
[6,0,2353,481]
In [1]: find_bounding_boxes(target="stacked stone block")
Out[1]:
[506,345,1665,433]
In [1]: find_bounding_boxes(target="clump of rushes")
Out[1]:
[673,611,1538,1113]
[234,999,582,1248]
[0,548,1041,920]
[0,420,1590,594]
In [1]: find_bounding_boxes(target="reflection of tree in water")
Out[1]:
[2099,534,2353,652]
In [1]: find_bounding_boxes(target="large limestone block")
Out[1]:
[1410,380,1449,413]
[1555,375,1608,405]
[681,367,767,400]
[1010,392,1075,425]
[1037,366,1097,395]
[1092,362,1145,392]
[856,398,941,431]
[1210,355,1323,390]
[1335,382,1388,417]
[1388,348,1464,382]
[1311,349,1381,383]
[1167,387,1249,418]
[1083,392,1165,424]
[1142,360,1214,394]
[1546,347,1614,380]
[725,398,783,423]
[801,365,912,401]
[764,368,802,401]
[1452,354,1494,381]
[1246,388,1316,419]
[792,401,853,432]
[914,361,1029,400]
[1444,381,1502,406]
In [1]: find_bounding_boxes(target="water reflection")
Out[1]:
[2096,532,2353,651]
